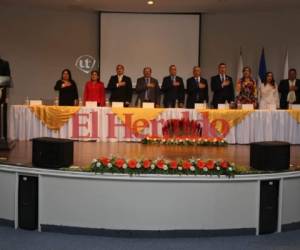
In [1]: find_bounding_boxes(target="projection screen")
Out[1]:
[100,13,200,88]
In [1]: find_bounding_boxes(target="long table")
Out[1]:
[8,105,300,144]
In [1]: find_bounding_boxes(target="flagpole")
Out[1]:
[236,47,243,82]
[283,48,289,80]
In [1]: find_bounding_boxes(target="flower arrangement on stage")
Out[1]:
[162,118,202,137]
[141,136,227,146]
[88,157,236,177]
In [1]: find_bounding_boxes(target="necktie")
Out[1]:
[196,78,200,101]
[145,78,149,100]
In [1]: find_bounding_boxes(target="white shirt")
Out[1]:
[289,80,296,87]
[288,79,296,103]
[117,75,123,83]
[219,74,226,82]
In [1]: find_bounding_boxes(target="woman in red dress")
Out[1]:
[83,70,106,106]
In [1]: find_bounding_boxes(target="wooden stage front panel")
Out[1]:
[0,141,299,169]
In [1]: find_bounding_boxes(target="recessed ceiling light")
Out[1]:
[147,0,155,5]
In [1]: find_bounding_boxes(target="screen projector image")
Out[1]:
[100,13,200,88]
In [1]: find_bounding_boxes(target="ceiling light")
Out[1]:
[147,0,155,5]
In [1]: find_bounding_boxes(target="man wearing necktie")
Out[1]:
[211,63,235,108]
[135,67,160,107]
[278,68,300,109]
[161,65,185,108]
[186,66,208,109]
[107,64,133,107]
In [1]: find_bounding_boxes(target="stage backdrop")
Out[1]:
[100,13,200,88]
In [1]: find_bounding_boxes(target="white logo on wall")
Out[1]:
[75,55,96,74]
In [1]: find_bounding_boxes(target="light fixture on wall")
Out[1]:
[147,0,155,5]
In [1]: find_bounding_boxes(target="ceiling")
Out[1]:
[1,0,300,13]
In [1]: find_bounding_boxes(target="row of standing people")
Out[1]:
[54,64,300,109]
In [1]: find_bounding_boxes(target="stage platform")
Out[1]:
[1,141,300,237]
[0,141,300,170]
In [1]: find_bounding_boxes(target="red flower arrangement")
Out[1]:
[182,160,192,170]
[99,157,110,166]
[90,157,235,177]
[156,160,165,169]
[170,160,178,170]
[115,158,125,169]
[141,135,227,146]
[220,161,229,169]
[128,159,137,169]
[206,160,215,170]
[143,160,151,169]
[197,160,205,169]
[162,118,202,137]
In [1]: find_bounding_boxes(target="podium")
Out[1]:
[0,76,15,150]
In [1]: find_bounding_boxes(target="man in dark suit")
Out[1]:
[0,57,10,104]
[135,67,160,107]
[186,66,208,109]
[0,57,11,76]
[161,65,185,108]
[0,56,11,143]
[278,68,300,109]
[107,64,133,107]
[211,63,235,108]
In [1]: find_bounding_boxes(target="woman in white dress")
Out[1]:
[259,72,279,109]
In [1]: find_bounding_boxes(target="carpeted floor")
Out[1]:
[1,226,300,250]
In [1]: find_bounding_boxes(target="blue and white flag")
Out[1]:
[258,48,267,85]
[283,49,289,79]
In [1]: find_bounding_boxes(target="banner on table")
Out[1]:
[287,110,300,124]
[29,106,80,130]
[200,109,254,133]
[72,109,247,140]
[28,106,255,139]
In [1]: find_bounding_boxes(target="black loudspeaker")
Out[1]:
[259,180,279,234]
[18,175,38,230]
[32,137,73,169]
[250,141,290,171]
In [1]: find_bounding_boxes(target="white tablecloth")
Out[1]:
[8,105,300,144]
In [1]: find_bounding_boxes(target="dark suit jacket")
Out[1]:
[186,77,208,109]
[161,76,185,108]
[278,79,300,109]
[135,77,160,106]
[211,75,234,108]
[0,58,10,104]
[107,75,133,104]
[0,58,11,76]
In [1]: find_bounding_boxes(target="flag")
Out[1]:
[258,48,267,86]
[236,47,243,82]
[283,49,289,79]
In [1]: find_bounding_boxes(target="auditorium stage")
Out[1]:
[1,141,300,236]
[0,141,300,170]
